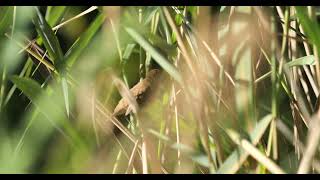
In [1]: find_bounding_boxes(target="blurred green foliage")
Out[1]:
[0,6,320,174]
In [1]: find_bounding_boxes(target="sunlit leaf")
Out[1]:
[34,7,64,66]
[286,55,315,67]
[216,114,273,174]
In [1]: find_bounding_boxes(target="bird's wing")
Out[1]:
[130,79,150,97]
[113,79,151,116]
[113,98,129,116]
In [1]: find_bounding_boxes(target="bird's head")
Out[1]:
[146,69,161,81]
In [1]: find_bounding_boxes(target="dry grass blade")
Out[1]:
[202,41,235,86]
[4,33,55,71]
[126,139,140,174]
[241,139,285,174]
[297,111,320,173]
[52,6,98,31]
[95,100,137,143]
[91,89,100,147]
[162,7,197,81]
[276,120,320,173]
[171,84,181,166]
[141,141,149,174]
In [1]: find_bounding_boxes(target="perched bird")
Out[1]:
[110,69,161,137]
[112,69,161,117]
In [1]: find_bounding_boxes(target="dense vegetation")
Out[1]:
[0,6,320,174]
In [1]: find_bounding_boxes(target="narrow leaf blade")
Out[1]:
[125,27,182,84]
[64,13,105,69]
[34,7,64,66]
[286,55,315,67]
[61,77,70,117]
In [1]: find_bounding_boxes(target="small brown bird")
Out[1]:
[112,69,161,117]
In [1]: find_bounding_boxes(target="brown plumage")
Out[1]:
[112,69,161,117]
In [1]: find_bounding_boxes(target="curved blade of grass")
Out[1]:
[11,76,57,119]
[216,114,273,174]
[34,7,64,66]
[125,27,182,84]
[10,76,84,148]
[4,59,32,106]
[286,55,315,67]
[63,13,105,69]
[45,6,67,27]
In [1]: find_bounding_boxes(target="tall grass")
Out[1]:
[0,6,320,174]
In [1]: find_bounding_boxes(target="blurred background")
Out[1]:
[0,6,320,174]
